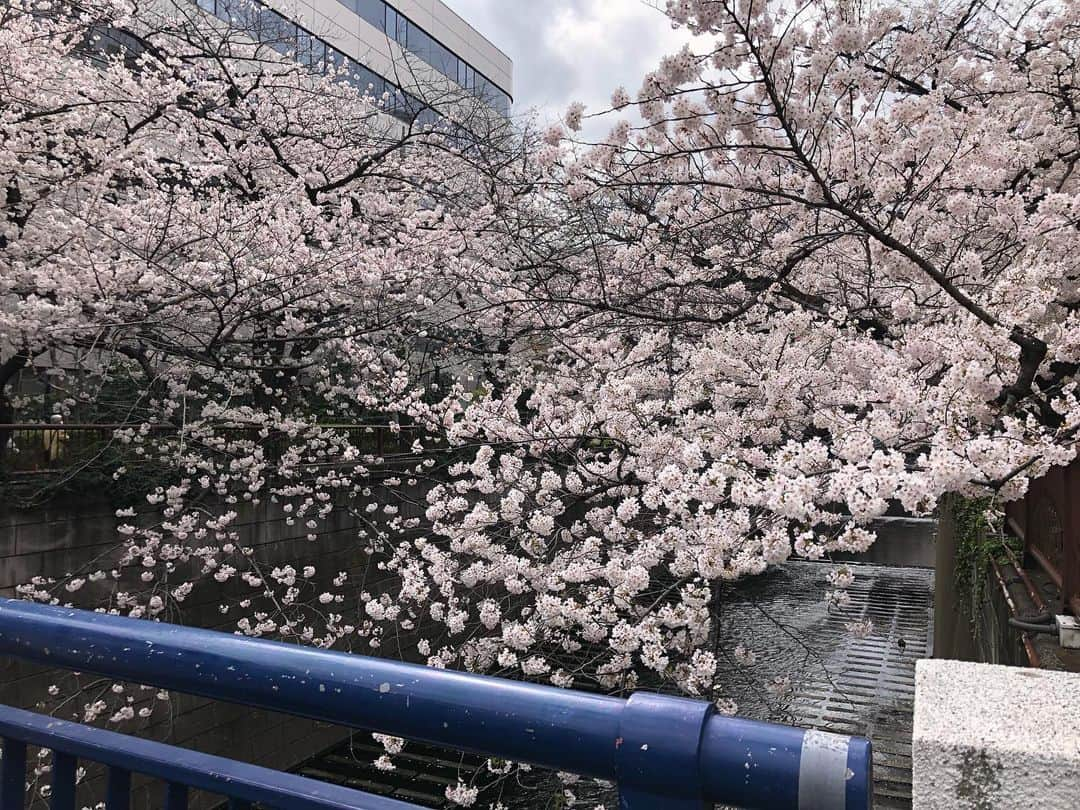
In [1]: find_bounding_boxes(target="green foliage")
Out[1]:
[950,495,1022,635]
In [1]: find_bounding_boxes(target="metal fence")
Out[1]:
[1005,457,1080,616]
[0,598,873,809]
[0,423,429,477]
[0,423,119,475]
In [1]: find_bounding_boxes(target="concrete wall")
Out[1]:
[0,495,376,808]
[931,499,978,662]
[913,660,1080,809]
[837,515,937,569]
[931,498,1053,666]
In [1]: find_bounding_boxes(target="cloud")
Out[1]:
[444,0,687,136]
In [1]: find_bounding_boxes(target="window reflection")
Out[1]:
[352,0,385,30]
[192,0,510,120]
[358,0,511,114]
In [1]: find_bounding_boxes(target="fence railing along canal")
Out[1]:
[0,422,426,477]
[1004,456,1080,618]
[0,599,873,809]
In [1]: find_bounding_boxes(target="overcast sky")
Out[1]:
[443,0,686,132]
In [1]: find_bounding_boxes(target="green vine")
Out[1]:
[950,495,1022,638]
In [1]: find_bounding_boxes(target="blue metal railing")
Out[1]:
[0,704,416,810]
[0,599,873,809]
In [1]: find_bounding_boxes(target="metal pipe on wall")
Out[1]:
[1002,545,1049,615]
[990,558,1042,668]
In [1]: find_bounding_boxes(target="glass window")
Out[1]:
[313,39,327,71]
[254,6,280,42]
[400,92,421,119]
[496,91,511,116]
[473,74,510,112]
[353,0,385,30]
[385,6,406,44]
[214,0,235,20]
[367,65,384,95]
[385,86,403,114]
[428,38,456,78]
[350,61,382,96]
[372,74,388,99]
[280,23,298,54]
[418,105,438,127]
[343,57,359,85]
[196,0,215,14]
[408,24,433,63]
[264,12,296,55]
[296,28,312,66]
[249,6,267,39]
[224,0,258,30]
[326,45,347,79]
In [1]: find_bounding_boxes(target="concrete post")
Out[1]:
[933,496,978,661]
[913,659,1080,809]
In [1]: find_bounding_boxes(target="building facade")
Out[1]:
[192,0,513,121]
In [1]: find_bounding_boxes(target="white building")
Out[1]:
[193,0,513,121]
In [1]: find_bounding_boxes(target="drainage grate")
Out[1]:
[809,567,931,809]
[293,737,492,807]
[712,565,933,810]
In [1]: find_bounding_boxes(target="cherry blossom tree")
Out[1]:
[1,0,524,741]
[8,5,1080,792]
[379,0,1080,705]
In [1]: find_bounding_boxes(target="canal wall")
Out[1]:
[0,494,379,808]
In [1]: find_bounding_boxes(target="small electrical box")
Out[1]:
[1055,615,1080,649]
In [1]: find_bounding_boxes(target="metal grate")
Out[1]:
[295,736,490,807]
[776,563,933,809]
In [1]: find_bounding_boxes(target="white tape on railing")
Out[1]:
[797,729,852,810]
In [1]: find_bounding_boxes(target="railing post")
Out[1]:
[1,737,27,808]
[163,782,188,810]
[107,765,131,810]
[50,750,77,810]
[616,692,712,809]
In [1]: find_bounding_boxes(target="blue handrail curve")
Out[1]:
[0,703,416,809]
[0,598,873,808]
